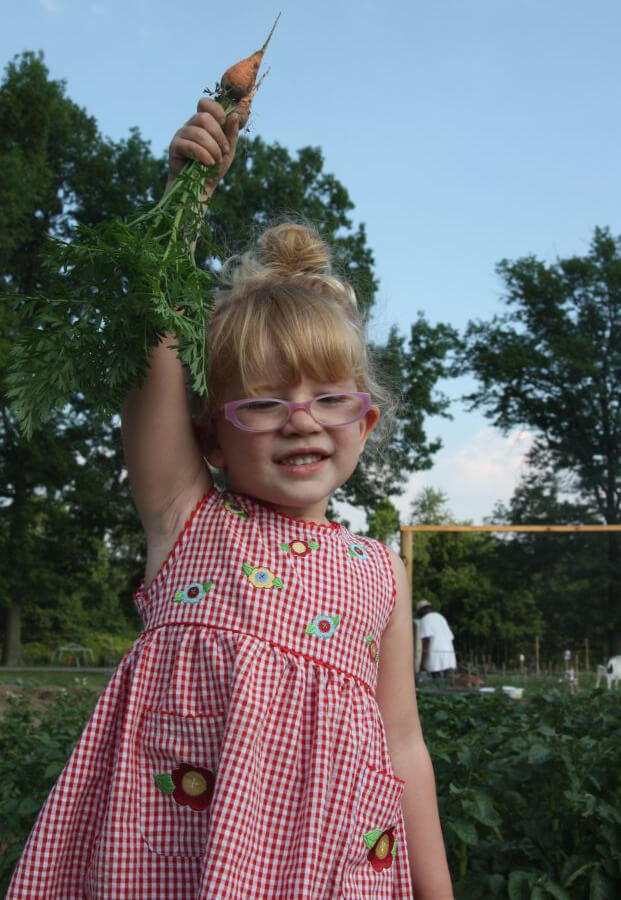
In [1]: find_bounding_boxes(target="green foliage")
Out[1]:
[0,52,166,293]
[490,468,612,661]
[419,690,621,899]
[2,689,619,896]
[365,497,401,545]
[0,690,98,892]
[343,320,459,513]
[0,51,162,664]
[410,487,454,526]
[463,227,621,651]
[0,50,456,665]
[409,489,543,665]
[208,137,378,318]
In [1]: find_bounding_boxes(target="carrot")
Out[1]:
[230,94,252,129]
[216,13,280,122]
[8,27,280,436]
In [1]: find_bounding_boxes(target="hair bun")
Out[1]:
[259,223,332,277]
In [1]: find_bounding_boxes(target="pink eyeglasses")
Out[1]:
[213,392,372,433]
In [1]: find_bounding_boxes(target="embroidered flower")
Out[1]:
[223,497,248,519]
[348,543,370,560]
[153,764,215,811]
[365,635,379,664]
[306,614,340,639]
[173,581,212,604]
[280,539,320,557]
[364,826,398,871]
[243,564,283,589]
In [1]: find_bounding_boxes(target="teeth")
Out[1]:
[279,454,324,466]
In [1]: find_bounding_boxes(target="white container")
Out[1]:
[501,685,524,700]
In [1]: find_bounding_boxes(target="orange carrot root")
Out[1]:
[219,13,280,104]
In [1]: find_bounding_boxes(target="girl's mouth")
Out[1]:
[277,453,326,467]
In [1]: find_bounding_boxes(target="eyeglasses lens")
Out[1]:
[234,394,365,431]
[311,394,365,425]
[236,400,288,430]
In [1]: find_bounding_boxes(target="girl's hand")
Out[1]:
[166,97,240,191]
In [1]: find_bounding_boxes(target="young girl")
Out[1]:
[8,100,453,899]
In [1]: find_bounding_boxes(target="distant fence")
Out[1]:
[400,523,621,672]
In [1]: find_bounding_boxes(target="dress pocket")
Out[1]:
[342,765,405,899]
[138,709,224,858]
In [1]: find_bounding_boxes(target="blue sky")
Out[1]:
[4,1,621,526]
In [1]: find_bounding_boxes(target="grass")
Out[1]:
[0,670,114,691]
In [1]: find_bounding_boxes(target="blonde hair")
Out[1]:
[201,222,394,446]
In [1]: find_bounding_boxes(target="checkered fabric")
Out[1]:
[8,489,414,899]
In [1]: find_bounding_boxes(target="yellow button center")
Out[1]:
[181,771,207,796]
[375,835,390,859]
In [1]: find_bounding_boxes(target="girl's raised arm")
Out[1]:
[122,100,239,575]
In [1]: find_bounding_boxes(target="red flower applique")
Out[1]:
[365,634,379,664]
[363,826,397,871]
[280,538,320,557]
[153,763,215,811]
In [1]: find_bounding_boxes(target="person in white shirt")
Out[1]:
[416,600,456,681]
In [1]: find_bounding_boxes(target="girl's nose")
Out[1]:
[281,407,322,434]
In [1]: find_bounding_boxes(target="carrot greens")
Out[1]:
[7,18,279,437]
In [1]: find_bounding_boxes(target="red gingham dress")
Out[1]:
[8,489,414,899]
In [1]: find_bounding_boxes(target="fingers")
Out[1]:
[223,114,240,161]
[168,97,238,178]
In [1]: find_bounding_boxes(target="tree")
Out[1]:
[0,52,162,663]
[408,489,543,667]
[365,498,401,547]
[341,319,458,517]
[1,51,457,662]
[410,487,454,526]
[208,138,378,317]
[464,227,621,653]
[492,466,610,662]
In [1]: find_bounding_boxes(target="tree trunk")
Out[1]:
[3,428,28,666]
[2,601,22,665]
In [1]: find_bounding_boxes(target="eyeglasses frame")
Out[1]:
[213,391,373,433]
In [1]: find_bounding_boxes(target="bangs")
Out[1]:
[207,284,367,407]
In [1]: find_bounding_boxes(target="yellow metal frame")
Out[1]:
[400,523,621,673]
[400,523,621,595]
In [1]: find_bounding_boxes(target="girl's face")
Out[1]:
[205,372,379,522]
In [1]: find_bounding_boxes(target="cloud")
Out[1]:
[40,0,61,12]
[395,427,535,524]
[333,427,534,535]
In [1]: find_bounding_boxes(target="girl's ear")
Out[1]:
[358,405,380,452]
[193,419,225,468]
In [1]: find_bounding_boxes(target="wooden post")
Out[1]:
[535,635,540,675]
[584,638,590,671]
[400,530,421,671]
[400,530,413,593]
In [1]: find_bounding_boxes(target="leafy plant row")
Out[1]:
[1,689,619,898]
[419,690,621,899]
